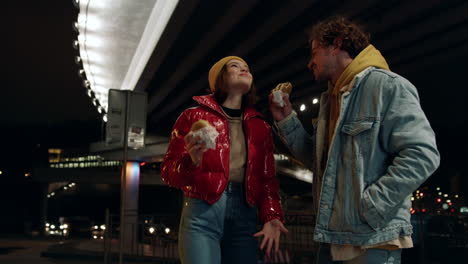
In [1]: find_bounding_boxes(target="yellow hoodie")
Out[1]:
[328,45,390,144]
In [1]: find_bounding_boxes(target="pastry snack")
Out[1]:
[191,120,211,131]
[272,82,293,107]
[189,119,219,150]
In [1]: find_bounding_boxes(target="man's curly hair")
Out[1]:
[308,16,370,58]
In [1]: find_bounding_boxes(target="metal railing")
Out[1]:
[102,211,320,263]
[103,212,179,263]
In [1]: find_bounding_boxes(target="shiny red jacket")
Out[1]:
[161,95,283,224]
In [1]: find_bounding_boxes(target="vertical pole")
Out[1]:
[40,183,49,236]
[418,214,425,264]
[119,91,130,264]
[104,208,110,264]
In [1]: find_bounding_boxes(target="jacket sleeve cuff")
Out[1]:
[275,111,302,136]
[258,201,284,224]
[260,211,284,224]
[276,110,297,128]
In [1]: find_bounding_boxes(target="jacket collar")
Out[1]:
[193,94,263,120]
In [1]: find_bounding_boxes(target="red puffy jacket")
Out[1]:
[161,95,283,224]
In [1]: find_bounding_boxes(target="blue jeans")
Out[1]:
[316,245,402,264]
[178,182,258,264]
[341,249,402,264]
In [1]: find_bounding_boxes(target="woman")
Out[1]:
[161,56,288,264]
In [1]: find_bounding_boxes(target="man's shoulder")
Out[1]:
[363,68,414,89]
[357,68,419,104]
[367,68,400,80]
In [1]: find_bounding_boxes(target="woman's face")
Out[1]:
[223,59,252,95]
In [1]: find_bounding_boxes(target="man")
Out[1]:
[269,16,440,263]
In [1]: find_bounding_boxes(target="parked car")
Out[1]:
[63,216,92,238]
[44,220,69,237]
[91,224,106,239]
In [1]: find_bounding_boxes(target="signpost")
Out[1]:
[106,89,147,264]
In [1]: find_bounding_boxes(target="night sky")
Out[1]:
[1,1,103,232]
[1,1,466,234]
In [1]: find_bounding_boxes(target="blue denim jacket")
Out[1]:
[276,67,440,246]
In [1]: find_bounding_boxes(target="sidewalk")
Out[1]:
[0,235,107,264]
[41,238,180,264]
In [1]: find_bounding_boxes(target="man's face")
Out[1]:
[307,40,334,82]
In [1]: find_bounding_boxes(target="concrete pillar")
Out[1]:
[121,161,140,254]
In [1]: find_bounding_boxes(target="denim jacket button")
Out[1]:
[323,205,329,209]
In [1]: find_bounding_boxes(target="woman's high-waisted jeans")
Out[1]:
[178,182,258,264]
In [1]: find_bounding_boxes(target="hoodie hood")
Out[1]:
[334,44,390,92]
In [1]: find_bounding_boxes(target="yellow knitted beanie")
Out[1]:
[208,56,247,92]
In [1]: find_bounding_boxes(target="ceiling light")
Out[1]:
[75,56,82,65]
[72,0,80,9]
[300,104,306,111]
[120,0,180,91]
[72,21,79,32]
[75,0,180,115]
[78,69,86,78]
[312,98,319,104]
[72,40,79,50]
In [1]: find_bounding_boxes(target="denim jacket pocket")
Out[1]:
[341,120,374,157]
[341,120,373,136]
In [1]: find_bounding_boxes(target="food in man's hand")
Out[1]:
[272,82,293,107]
[272,82,292,94]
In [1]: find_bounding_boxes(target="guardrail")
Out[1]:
[102,211,320,263]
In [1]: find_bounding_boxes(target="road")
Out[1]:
[0,236,103,264]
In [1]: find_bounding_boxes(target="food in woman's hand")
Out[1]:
[191,120,211,131]
[189,120,219,150]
